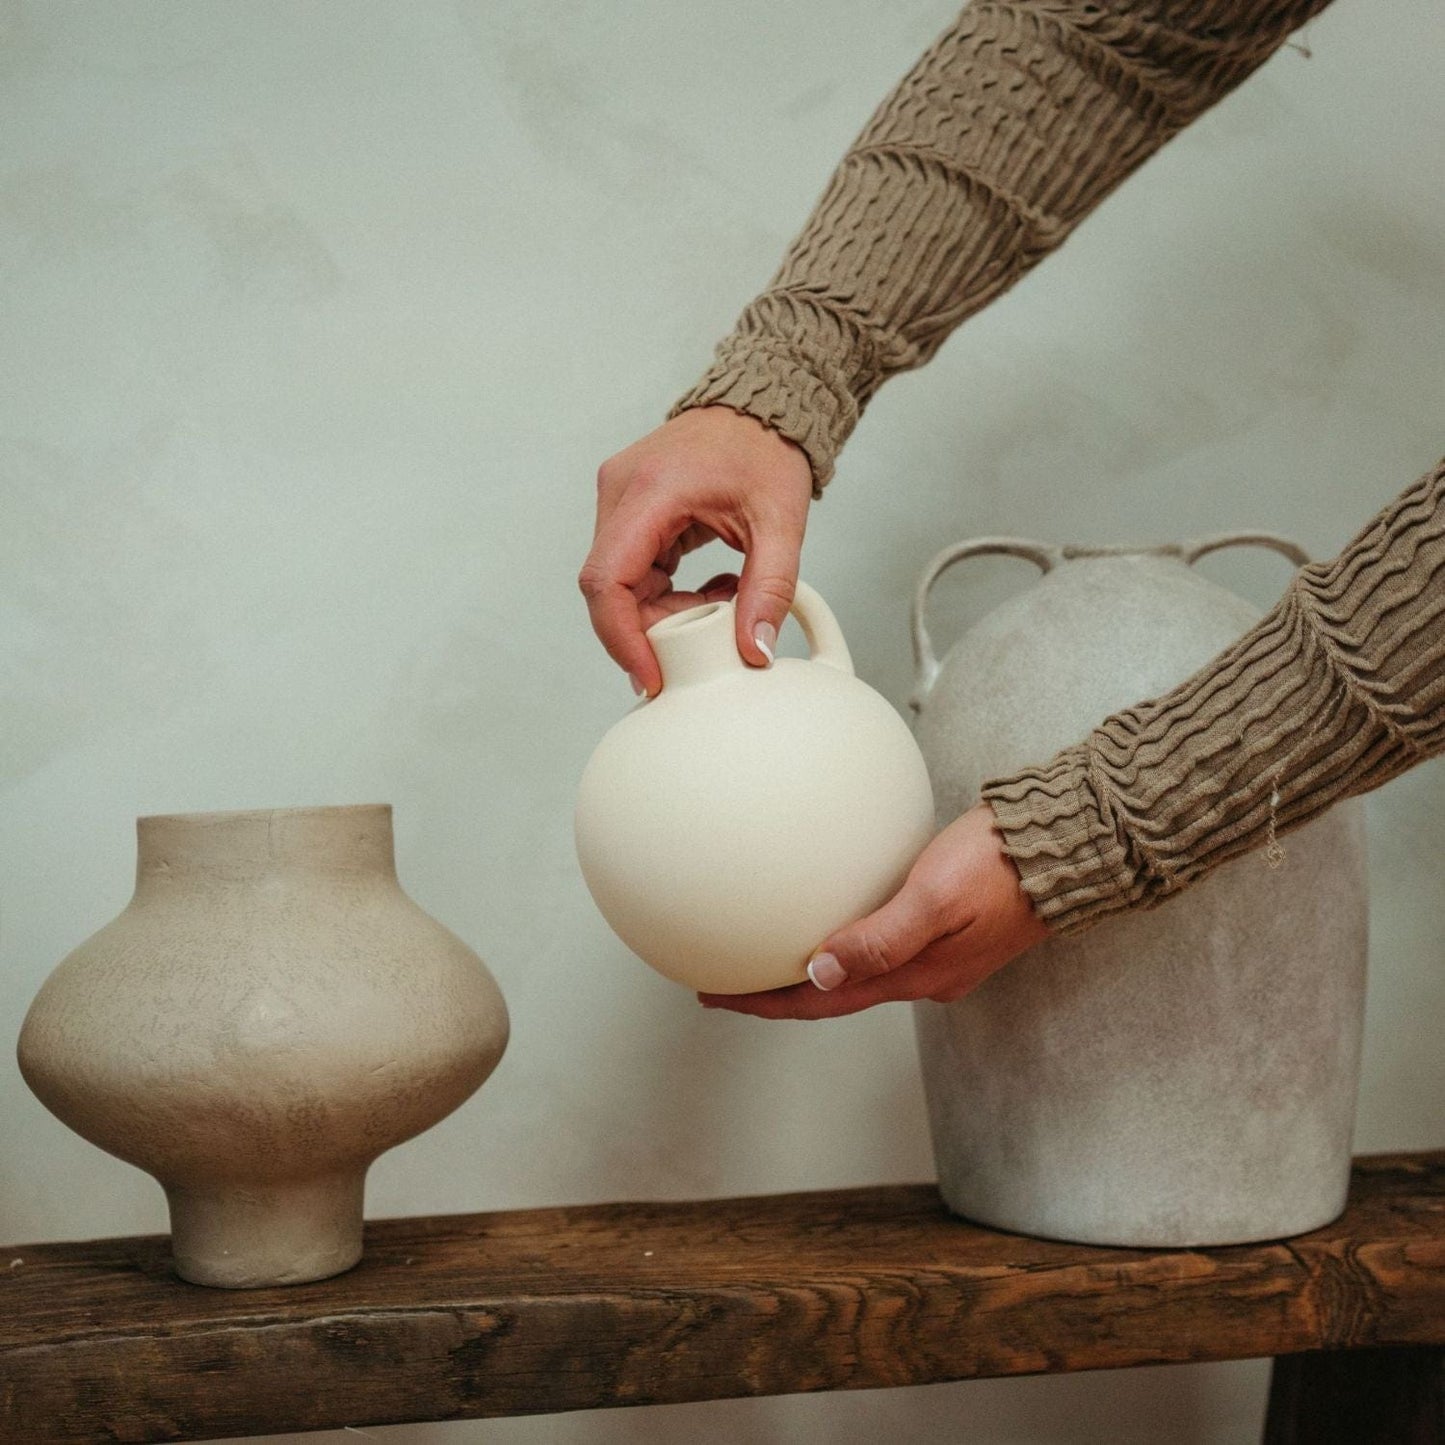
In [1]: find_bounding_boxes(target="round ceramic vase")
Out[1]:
[18,804,509,1288]
[576,582,936,994]
[909,536,1369,1247]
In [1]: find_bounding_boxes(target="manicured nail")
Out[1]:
[629,673,646,697]
[807,953,846,990]
[753,622,776,665]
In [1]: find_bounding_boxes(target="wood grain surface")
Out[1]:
[3,1151,1443,1443]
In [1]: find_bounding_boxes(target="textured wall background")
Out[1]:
[2,2,1442,1441]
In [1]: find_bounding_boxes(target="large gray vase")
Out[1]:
[909,535,1368,1247]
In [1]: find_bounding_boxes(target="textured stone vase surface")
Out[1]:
[909,536,1369,1247]
[576,581,935,994]
[18,804,509,1288]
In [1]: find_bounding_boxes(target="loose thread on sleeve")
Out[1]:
[1264,772,1286,870]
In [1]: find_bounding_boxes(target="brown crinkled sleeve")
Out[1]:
[983,457,1445,934]
[671,0,1333,491]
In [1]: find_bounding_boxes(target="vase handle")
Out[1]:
[789,580,854,675]
[1181,532,1312,569]
[910,538,1060,711]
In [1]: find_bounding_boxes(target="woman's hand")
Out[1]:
[579,406,814,697]
[700,803,1050,1019]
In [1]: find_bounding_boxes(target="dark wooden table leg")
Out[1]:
[1263,1347,1445,1444]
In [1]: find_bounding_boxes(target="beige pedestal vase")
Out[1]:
[18,804,509,1287]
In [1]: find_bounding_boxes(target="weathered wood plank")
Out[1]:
[2,1151,1442,1443]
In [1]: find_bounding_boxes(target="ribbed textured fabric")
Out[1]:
[983,458,1445,933]
[671,0,1332,490]
[664,0,1443,929]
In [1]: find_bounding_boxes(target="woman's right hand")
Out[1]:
[578,406,815,697]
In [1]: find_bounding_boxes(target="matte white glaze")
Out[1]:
[576,583,936,994]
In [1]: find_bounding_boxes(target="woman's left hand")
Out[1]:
[699,802,1050,1019]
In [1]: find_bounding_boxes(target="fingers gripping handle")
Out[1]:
[910,538,1059,710]
[789,581,854,674]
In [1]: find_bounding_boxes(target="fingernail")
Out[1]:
[629,673,646,697]
[807,953,846,990]
[753,622,776,665]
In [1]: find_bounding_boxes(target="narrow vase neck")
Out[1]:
[649,601,750,691]
[134,805,398,887]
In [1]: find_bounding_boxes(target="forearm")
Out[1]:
[984,457,1445,933]
[674,0,1332,490]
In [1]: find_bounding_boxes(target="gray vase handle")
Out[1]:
[911,537,1061,711]
[1181,533,1311,568]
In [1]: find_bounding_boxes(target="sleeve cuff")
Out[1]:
[668,341,857,496]
[981,748,1142,936]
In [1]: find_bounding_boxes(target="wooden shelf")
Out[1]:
[3,1151,1443,1443]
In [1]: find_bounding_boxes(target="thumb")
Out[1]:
[734,525,802,667]
[807,880,943,992]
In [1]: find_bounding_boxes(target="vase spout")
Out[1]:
[135,804,398,888]
[648,601,747,692]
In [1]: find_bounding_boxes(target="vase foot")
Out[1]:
[164,1170,368,1288]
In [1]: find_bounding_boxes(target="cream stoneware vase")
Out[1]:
[909,536,1369,1247]
[576,582,936,994]
[18,804,509,1288]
